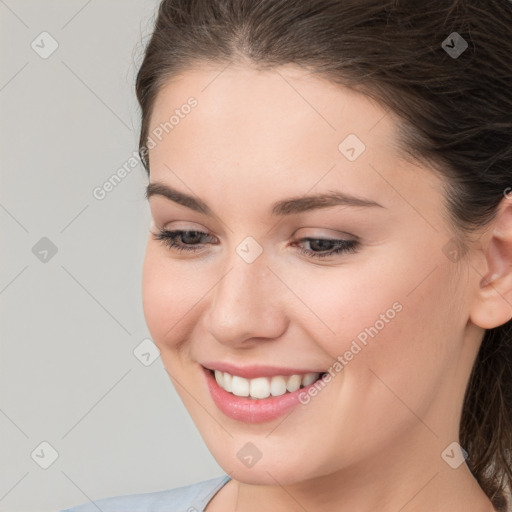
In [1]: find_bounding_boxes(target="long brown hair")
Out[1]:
[135,1,512,509]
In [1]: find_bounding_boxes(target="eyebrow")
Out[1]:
[145,181,384,216]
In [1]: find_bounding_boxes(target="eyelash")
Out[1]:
[152,229,359,259]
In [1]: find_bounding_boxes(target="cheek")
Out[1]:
[363,271,461,429]
[305,243,461,363]
[293,250,462,405]
[141,245,202,351]
[277,258,408,363]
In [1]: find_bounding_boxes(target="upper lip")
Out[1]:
[201,361,326,379]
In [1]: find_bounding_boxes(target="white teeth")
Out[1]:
[231,375,250,397]
[223,372,232,392]
[270,375,287,397]
[250,377,271,399]
[213,370,322,399]
[286,374,302,392]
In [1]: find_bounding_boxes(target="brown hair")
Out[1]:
[135,0,512,509]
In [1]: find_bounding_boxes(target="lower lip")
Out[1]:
[202,366,324,423]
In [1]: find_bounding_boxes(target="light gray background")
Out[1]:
[0,2,224,511]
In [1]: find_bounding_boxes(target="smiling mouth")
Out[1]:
[206,368,328,400]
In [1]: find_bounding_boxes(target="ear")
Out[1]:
[469,195,512,330]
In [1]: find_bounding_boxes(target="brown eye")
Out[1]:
[153,229,216,252]
[293,238,359,259]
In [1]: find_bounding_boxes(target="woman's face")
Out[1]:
[142,63,483,485]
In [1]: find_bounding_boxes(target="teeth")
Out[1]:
[250,377,271,399]
[214,370,224,387]
[302,372,318,387]
[286,374,301,392]
[213,370,321,399]
[231,375,250,396]
[269,375,287,397]
[223,372,232,392]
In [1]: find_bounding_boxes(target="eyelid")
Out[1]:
[150,222,358,244]
[150,218,211,233]
[294,226,359,239]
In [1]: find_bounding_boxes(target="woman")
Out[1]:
[62,0,512,510]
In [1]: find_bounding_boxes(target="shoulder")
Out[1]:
[59,474,231,512]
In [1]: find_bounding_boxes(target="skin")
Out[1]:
[141,63,512,512]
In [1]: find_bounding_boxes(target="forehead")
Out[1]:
[148,63,395,153]
[146,64,443,221]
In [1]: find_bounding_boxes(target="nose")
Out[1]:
[203,251,289,347]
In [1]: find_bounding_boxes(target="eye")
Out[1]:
[152,229,217,253]
[152,229,360,259]
[292,237,359,259]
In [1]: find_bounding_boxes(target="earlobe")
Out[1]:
[469,197,512,330]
